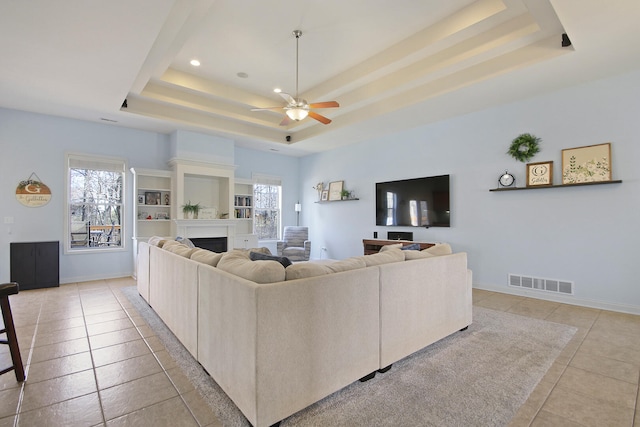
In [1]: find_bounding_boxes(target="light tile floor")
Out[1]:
[0,279,637,426]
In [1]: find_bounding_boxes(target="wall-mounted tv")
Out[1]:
[375,175,450,227]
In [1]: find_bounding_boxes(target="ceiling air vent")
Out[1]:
[508,274,574,295]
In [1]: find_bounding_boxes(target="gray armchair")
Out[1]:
[277,226,311,261]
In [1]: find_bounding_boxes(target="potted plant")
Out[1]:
[340,190,351,200]
[181,201,201,219]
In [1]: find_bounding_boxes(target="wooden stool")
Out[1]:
[0,283,25,382]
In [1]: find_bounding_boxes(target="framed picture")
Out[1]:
[145,191,161,205]
[526,161,553,187]
[562,143,611,184]
[321,190,329,201]
[328,181,344,201]
[137,194,145,204]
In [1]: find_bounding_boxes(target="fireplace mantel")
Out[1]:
[173,219,237,242]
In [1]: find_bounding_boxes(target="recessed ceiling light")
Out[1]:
[273,88,282,93]
[237,72,249,78]
[190,59,201,67]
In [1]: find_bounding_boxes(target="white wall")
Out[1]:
[301,69,640,314]
[0,109,299,283]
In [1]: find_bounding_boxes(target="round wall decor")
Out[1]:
[507,133,541,163]
[16,173,51,207]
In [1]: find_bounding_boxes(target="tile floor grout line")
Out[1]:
[526,307,599,425]
[109,284,203,425]
[79,282,108,426]
[13,293,45,427]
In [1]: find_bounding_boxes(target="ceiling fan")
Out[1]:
[251,30,339,126]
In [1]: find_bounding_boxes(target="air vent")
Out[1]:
[508,274,573,295]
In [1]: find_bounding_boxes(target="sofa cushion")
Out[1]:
[360,248,405,266]
[161,239,181,249]
[147,236,163,247]
[249,251,292,268]
[190,248,224,267]
[218,250,286,283]
[424,243,452,256]
[326,257,367,273]
[285,262,333,280]
[403,250,436,260]
[164,243,197,258]
[379,243,403,252]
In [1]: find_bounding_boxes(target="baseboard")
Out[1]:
[60,271,134,285]
[473,283,640,315]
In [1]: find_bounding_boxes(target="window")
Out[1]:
[66,154,126,252]
[252,174,281,240]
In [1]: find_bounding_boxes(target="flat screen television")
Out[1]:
[375,174,450,227]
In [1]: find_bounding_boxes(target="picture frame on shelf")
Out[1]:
[526,161,553,187]
[321,190,329,201]
[328,181,344,201]
[145,191,161,205]
[562,143,611,184]
[137,194,145,204]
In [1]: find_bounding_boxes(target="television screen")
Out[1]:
[375,175,450,227]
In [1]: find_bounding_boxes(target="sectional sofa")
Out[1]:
[137,239,472,427]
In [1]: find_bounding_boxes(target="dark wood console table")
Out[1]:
[362,239,434,255]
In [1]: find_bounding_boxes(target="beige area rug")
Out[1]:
[123,287,576,426]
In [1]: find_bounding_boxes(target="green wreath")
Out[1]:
[507,133,541,162]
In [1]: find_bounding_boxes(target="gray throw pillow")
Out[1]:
[401,243,421,251]
[249,251,292,268]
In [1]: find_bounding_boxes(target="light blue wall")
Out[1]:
[300,69,640,313]
[0,109,299,283]
[2,68,638,312]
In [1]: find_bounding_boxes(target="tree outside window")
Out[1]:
[67,154,125,251]
[253,183,280,240]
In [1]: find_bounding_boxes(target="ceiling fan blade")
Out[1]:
[251,106,284,111]
[308,111,332,125]
[279,115,292,126]
[279,92,296,105]
[309,101,339,109]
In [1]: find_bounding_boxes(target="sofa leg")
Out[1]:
[269,422,281,427]
[359,371,376,382]
[460,325,469,331]
[377,364,392,373]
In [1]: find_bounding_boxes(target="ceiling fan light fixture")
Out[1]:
[286,107,309,121]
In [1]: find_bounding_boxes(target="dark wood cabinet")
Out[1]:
[10,241,59,290]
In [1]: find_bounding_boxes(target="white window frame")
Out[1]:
[64,153,127,254]
[252,173,282,241]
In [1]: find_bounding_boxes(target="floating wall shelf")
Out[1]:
[315,198,360,203]
[489,180,622,192]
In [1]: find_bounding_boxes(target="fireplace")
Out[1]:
[190,237,227,253]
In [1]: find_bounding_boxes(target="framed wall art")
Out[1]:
[526,161,553,187]
[321,190,329,201]
[145,191,161,205]
[328,181,344,201]
[562,143,611,184]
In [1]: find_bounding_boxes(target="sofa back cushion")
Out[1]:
[190,248,224,267]
[218,250,286,283]
[360,248,405,266]
[164,242,198,258]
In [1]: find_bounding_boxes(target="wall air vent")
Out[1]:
[508,274,574,295]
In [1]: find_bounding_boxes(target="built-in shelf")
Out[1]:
[315,198,360,203]
[490,180,622,192]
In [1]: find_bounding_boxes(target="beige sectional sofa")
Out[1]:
[137,240,472,427]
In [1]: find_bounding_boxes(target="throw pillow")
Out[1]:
[218,250,286,283]
[360,248,405,266]
[175,236,195,248]
[190,248,224,267]
[401,243,421,251]
[249,251,292,268]
[423,243,453,256]
[403,250,435,260]
[380,243,403,252]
